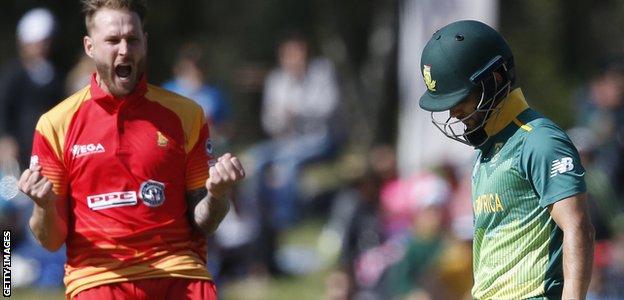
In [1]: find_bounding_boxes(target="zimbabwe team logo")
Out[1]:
[157,131,168,147]
[140,180,166,207]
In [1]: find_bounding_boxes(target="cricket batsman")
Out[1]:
[418,20,594,299]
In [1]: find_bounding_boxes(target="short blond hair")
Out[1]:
[82,0,147,33]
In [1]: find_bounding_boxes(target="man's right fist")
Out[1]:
[18,165,55,207]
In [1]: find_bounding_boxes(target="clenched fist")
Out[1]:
[206,153,245,199]
[18,164,55,208]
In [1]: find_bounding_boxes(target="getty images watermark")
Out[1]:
[2,230,9,297]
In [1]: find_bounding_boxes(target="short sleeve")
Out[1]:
[519,124,586,207]
[31,115,69,199]
[185,110,212,191]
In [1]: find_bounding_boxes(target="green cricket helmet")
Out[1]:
[419,20,515,147]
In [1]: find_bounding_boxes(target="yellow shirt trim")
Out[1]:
[36,86,91,162]
[484,88,530,136]
[66,252,211,299]
[513,118,533,132]
[144,85,206,154]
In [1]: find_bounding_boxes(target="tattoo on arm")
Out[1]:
[186,188,230,234]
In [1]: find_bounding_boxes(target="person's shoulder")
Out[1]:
[145,84,204,119]
[146,84,202,109]
[308,57,335,73]
[513,107,560,133]
[523,111,566,136]
[40,85,91,128]
[265,68,286,83]
[520,110,572,150]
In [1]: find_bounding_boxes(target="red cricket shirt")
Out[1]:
[31,74,213,298]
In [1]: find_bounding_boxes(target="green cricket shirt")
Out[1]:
[470,88,586,299]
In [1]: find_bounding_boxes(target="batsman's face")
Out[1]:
[84,8,147,98]
[449,90,484,131]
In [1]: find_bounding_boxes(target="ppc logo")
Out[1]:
[87,191,137,210]
[550,157,574,177]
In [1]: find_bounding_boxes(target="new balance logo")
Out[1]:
[72,143,105,158]
[550,157,574,177]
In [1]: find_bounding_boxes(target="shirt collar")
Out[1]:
[483,88,529,137]
[89,73,148,111]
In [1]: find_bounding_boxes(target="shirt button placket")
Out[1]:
[117,104,126,153]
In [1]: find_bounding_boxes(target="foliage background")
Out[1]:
[2,0,624,144]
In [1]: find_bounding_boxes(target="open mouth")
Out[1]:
[115,64,132,79]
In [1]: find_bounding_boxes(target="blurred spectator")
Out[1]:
[380,170,450,238]
[0,8,63,170]
[568,127,624,299]
[254,31,340,225]
[574,57,624,198]
[162,43,236,283]
[320,145,393,299]
[588,230,624,300]
[1,163,66,289]
[379,163,473,300]
[0,7,65,290]
[241,32,341,275]
[0,137,19,176]
[445,164,475,242]
[210,195,257,283]
[65,54,95,95]
[383,197,448,299]
[368,144,400,184]
[601,231,624,299]
[383,204,473,300]
[345,169,457,299]
[324,271,350,300]
[568,127,623,240]
[318,145,396,262]
[324,166,384,299]
[322,144,470,299]
[163,43,232,149]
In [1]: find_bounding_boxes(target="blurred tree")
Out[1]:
[3,0,624,146]
[500,0,624,128]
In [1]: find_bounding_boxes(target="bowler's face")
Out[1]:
[84,8,147,98]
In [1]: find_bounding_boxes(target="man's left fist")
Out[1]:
[206,153,245,199]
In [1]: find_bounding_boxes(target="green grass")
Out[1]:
[220,268,331,300]
[221,218,333,300]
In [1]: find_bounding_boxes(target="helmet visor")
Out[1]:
[430,78,511,147]
[419,88,472,112]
